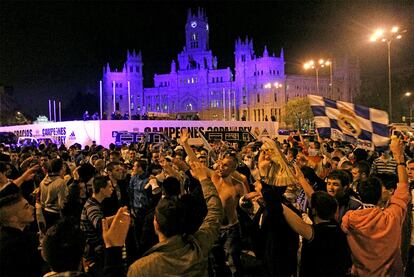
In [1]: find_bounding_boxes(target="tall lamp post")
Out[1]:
[370,26,406,122]
[304,59,331,96]
[326,60,333,99]
[404,92,413,125]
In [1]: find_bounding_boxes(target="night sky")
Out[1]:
[1,0,413,118]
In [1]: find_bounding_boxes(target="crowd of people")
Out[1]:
[0,129,413,277]
[82,110,201,121]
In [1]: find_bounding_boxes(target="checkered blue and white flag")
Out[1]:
[308,95,389,149]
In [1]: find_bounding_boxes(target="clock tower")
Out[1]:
[178,8,214,70]
[185,7,209,52]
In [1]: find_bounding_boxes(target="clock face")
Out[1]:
[191,21,197,28]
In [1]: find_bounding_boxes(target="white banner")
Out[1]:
[0,120,278,148]
[0,121,100,147]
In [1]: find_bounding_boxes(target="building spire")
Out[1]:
[263,45,268,57]
[171,60,176,73]
[235,37,241,49]
[280,48,284,59]
[187,8,192,20]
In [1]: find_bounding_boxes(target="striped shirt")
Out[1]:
[80,197,104,262]
[371,158,398,175]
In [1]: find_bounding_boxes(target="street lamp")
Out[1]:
[370,26,407,122]
[404,91,413,125]
[324,60,333,99]
[304,59,331,96]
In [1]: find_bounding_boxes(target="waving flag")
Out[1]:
[308,95,389,149]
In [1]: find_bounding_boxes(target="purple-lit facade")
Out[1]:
[102,8,360,122]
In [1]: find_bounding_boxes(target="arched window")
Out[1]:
[186,103,193,111]
[191,33,198,48]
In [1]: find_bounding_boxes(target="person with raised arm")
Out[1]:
[244,144,300,276]
[179,128,247,276]
[127,161,223,277]
[281,168,351,275]
[341,137,410,276]
[0,164,42,277]
[0,162,39,190]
